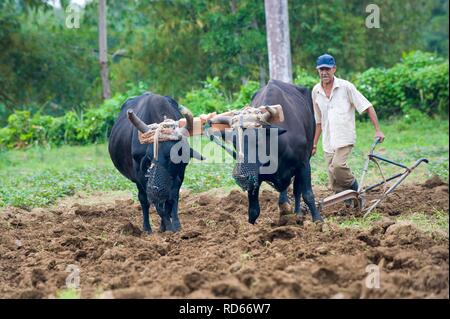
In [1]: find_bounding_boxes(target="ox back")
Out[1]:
[246,79,323,223]
[109,93,183,182]
[251,79,315,189]
[108,92,189,233]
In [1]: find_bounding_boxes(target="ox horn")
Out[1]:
[209,115,232,126]
[261,106,276,123]
[127,110,150,133]
[179,105,194,135]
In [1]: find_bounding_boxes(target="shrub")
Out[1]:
[180,77,231,115]
[294,67,318,90]
[355,51,449,119]
[0,82,148,149]
[1,52,448,149]
[230,80,260,108]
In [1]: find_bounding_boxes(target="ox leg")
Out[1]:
[137,185,152,233]
[299,162,324,222]
[293,174,302,216]
[248,186,261,224]
[169,179,182,232]
[156,203,166,232]
[170,196,181,232]
[278,189,292,216]
[156,202,174,232]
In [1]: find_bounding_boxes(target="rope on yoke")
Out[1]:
[153,125,161,161]
[230,106,271,129]
[137,118,189,160]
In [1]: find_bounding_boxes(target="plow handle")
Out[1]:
[411,158,429,169]
[369,137,382,154]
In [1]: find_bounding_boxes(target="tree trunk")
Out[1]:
[264,0,293,83]
[251,17,267,87]
[230,0,248,85]
[259,63,267,87]
[98,0,111,99]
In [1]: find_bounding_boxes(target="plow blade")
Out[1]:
[317,190,360,212]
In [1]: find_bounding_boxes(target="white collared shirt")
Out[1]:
[312,76,371,153]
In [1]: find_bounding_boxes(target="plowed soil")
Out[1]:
[0,180,448,299]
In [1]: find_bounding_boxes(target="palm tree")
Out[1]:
[98,0,111,99]
[264,0,293,83]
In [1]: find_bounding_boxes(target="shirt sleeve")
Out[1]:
[312,91,322,124]
[347,83,372,114]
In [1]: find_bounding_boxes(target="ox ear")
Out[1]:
[278,127,287,135]
[190,148,206,161]
[264,124,287,136]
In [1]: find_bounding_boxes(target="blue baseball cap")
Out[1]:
[316,54,336,69]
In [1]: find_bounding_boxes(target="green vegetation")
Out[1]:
[0,117,447,210]
[328,212,383,230]
[311,116,449,185]
[54,288,81,299]
[1,0,448,124]
[0,1,447,239]
[328,210,448,233]
[397,210,449,233]
[354,51,449,118]
[0,82,147,149]
[0,51,448,150]
[0,144,135,209]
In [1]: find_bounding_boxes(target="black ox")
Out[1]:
[210,80,324,224]
[108,92,202,233]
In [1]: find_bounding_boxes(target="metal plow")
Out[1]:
[317,138,429,218]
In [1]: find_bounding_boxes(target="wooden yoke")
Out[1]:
[178,112,219,136]
[178,104,284,136]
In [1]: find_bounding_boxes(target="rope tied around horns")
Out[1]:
[229,106,274,161]
[229,105,272,129]
[138,118,187,160]
[136,105,281,160]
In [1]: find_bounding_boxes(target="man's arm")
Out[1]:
[311,92,322,156]
[312,123,322,156]
[365,106,385,142]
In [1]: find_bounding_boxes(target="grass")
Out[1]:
[0,117,448,210]
[0,143,136,209]
[397,210,449,233]
[329,210,449,234]
[328,212,383,230]
[310,117,449,186]
[54,288,81,299]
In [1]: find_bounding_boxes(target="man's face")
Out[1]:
[318,66,336,85]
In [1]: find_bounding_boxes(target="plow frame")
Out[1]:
[317,138,429,218]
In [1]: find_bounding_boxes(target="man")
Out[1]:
[312,53,385,198]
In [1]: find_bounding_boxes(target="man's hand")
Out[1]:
[312,124,322,156]
[366,106,384,143]
[375,130,385,143]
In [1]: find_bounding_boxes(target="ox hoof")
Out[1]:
[278,202,292,216]
[295,213,305,226]
[172,223,181,232]
[161,228,180,233]
[313,217,324,223]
